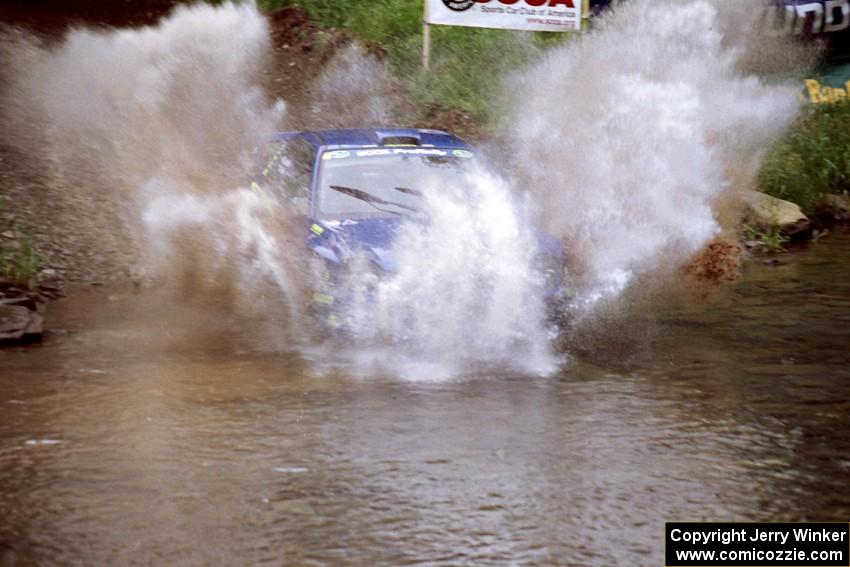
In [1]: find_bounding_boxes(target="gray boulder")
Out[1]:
[742,192,811,237]
[0,301,43,342]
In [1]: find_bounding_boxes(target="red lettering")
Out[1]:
[476,0,576,6]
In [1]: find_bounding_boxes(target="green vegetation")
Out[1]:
[257,0,570,124]
[259,0,422,42]
[0,198,42,289]
[758,101,850,215]
[742,223,790,254]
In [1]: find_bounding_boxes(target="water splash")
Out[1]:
[1,1,288,282]
[308,43,401,129]
[0,3,312,335]
[0,0,813,375]
[503,0,804,314]
[140,186,308,334]
[340,166,558,376]
[1,2,551,372]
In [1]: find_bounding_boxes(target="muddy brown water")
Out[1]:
[1,236,849,566]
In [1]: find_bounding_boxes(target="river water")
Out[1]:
[1,235,849,566]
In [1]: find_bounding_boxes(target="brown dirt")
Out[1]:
[419,102,482,142]
[682,237,743,302]
[262,5,359,128]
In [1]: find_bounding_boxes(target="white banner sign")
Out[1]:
[425,0,582,32]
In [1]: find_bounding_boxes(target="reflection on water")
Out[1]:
[1,236,849,566]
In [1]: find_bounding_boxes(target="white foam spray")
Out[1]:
[339,166,558,377]
[503,0,804,314]
[308,43,400,129]
[0,2,309,331]
[2,2,282,187]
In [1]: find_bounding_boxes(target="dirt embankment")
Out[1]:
[0,0,178,34]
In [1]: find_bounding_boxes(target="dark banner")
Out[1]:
[758,0,850,63]
[666,523,850,567]
[588,1,850,37]
[588,0,850,63]
[767,1,850,36]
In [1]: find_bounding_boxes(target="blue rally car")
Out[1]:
[250,127,566,329]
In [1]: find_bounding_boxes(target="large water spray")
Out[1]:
[340,165,558,376]
[503,0,804,312]
[0,0,811,375]
[0,2,305,323]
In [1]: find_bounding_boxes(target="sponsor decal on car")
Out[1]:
[354,148,451,157]
[321,148,474,161]
[322,150,351,160]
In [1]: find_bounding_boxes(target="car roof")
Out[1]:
[268,128,473,150]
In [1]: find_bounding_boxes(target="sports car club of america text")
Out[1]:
[474,0,575,10]
[436,0,581,31]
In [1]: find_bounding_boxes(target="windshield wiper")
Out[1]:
[394,186,423,197]
[329,184,419,214]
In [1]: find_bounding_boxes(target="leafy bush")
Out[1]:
[758,101,850,214]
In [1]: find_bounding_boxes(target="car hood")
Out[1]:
[307,217,403,272]
[306,216,564,274]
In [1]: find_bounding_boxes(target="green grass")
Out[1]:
[257,0,572,125]
[758,101,850,214]
[742,223,790,254]
[0,198,42,289]
[258,0,417,33]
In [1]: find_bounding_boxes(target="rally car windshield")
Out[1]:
[316,148,477,218]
